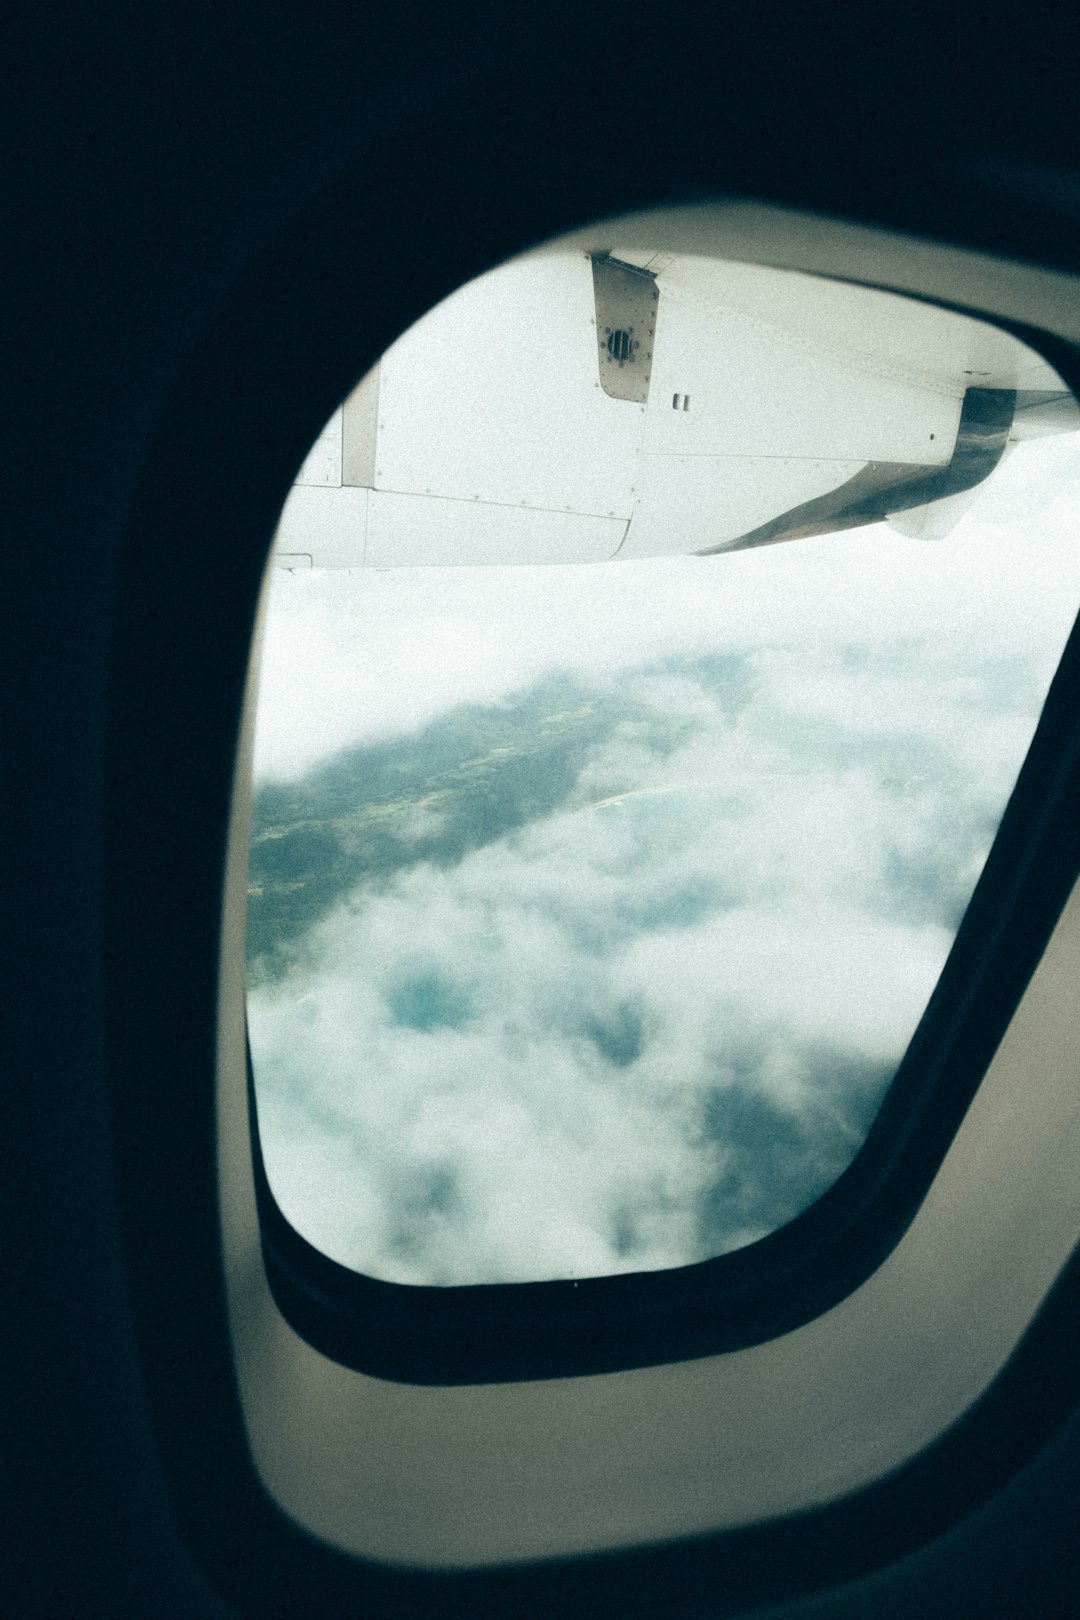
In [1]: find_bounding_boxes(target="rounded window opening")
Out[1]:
[246,216,1080,1288]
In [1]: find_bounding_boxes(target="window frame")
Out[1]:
[245,282,1080,1385]
[98,168,1080,1591]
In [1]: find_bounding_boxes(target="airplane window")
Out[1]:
[245,243,1080,1288]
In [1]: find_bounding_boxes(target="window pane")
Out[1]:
[247,430,1080,1285]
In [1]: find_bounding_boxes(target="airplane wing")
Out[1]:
[274,251,1079,568]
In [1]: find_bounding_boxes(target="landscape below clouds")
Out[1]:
[247,436,1080,1284]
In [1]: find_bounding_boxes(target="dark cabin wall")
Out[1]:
[5,5,1080,1616]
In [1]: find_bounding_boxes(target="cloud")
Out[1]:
[254,433,1080,782]
[247,432,1080,1283]
[247,587,1072,1283]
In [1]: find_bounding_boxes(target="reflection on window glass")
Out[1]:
[247,433,1080,1286]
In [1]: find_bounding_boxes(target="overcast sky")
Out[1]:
[247,432,1080,1286]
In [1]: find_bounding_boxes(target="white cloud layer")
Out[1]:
[255,434,1080,782]
[247,434,1080,1284]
